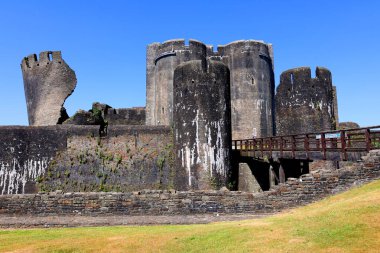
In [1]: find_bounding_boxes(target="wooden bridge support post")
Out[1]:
[279,163,285,183]
[365,129,372,151]
[269,165,277,189]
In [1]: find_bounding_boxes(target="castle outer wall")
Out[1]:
[0,125,175,194]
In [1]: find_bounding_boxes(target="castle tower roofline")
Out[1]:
[279,66,331,86]
[21,51,63,70]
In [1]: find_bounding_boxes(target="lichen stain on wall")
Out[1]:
[0,157,50,194]
[38,131,174,192]
[178,109,228,187]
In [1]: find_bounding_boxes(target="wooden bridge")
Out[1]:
[233,125,380,162]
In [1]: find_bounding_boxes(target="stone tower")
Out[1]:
[275,67,337,135]
[173,59,232,190]
[21,51,77,126]
[146,39,275,139]
[210,40,275,139]
[146,39,208,126]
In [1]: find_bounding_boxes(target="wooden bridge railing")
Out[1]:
[232,125,380,161]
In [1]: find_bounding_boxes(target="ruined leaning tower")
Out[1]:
[275,67,338,135]
[146,39,275,139]
[21,51,77,126]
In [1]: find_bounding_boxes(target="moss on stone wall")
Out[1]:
[37,127,175,193]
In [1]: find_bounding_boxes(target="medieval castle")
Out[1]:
[0,39,338,195]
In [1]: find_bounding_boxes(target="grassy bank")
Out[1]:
[1,180,379,253]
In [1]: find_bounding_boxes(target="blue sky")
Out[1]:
[0,0,379,127]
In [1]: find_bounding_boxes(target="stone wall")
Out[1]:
[0,125,91,194]
[1,150,378,216]
[0,125,174,194]
[275,67,336,135]
[105,107,145,125]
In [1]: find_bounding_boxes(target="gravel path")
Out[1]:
[0,214,270,229]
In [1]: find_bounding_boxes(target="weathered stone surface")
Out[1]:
[0,125,97,194]
[105,107,145,125]
[146,39,275,139]
[0,125,175,194]
[238,163,262,192]
[332,86,339,129]
[275,67,337,135]
[173,60,232,190]
[339,121,360,130]
[63,110,100,125]
[146,39,208,126]
[0,153,378,216]
[212,40,275,139]
[21,51,77,126]
[64,103,145,126]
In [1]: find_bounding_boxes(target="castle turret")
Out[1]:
[275,67,337,135]
[173,59,232,190]
[146,39,208,126]
[146,39,275,140]
[21,51,77,126]
[216,40,275,139]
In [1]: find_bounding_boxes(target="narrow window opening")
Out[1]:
[48,52,53,61]
[251,78,255,85]
[162,107,165,114]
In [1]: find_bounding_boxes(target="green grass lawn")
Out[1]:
[1,180,379,253]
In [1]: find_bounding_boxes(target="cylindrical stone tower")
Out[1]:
[275,67,337,135]
[173,59,232,190]
[217,40,275,139]
[21,51,77,126]
[146,39,208,126]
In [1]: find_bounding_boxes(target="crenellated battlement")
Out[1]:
[148,39,273,62]
[217,40,272,57]
[275,66,336,135]
[279,67,332,91]
[21,51,63,71]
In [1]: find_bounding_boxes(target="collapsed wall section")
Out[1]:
[21,51,77,126]
[173,60,232,190]
[275,67,337,135]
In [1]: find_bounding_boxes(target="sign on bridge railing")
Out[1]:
[316,133,341,139]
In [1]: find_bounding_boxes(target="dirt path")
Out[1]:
[0,213,270,229]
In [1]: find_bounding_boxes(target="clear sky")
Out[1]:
[0,0,379,127]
